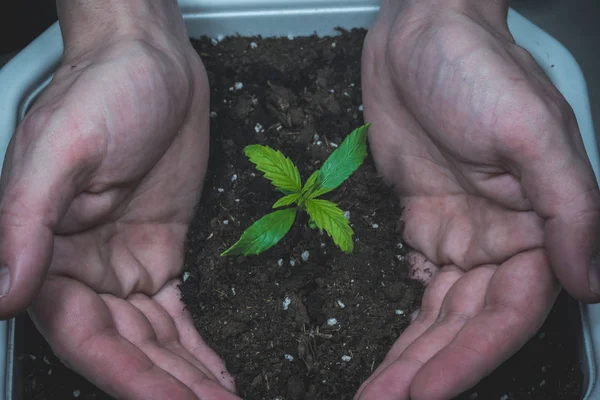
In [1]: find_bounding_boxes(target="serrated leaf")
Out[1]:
[306,185,333,200]
[305,199,353,253]
[221,208,296,256]
[309,124,369,198]
[301,170,319,197]
[273,193,301,208]
[245,145,302,193]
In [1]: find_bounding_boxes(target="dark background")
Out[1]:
[0,2,58,54]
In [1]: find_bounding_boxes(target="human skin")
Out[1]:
[0,1,240,398]
[0,0,597,399]
[356,0,600,398]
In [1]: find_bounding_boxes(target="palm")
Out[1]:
[1,39,239,399]
[356,3,597,399]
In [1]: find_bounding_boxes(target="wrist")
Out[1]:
[404,0,508,13]
[388,0,510,38]
[445,0,510,27]
[57,0,188,59]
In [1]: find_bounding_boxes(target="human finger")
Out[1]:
[29,276,200,400]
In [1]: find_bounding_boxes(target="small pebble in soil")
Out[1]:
[277,258,284,267]
[358,104,364,111]
[290,259,296,267]
[217,34,225,42]
[395,309,405,316]
[73,389,81,398]
[500,395,509,400]
[250,41,258,49]
[211,38,218,45]
[231,287,236,296]
[337,299,346,309]
[29,354,36,360]
[231,174,238,182]
[287,34,294,40]
[397,242,404,250]
[313,134,320,143]
[254,123,264,133]
[235,198,240,202]
[343,211,351,220]
[327,318,338,326]
[48,369,52,375]
[372,223,379,229]
[330,142,339,148]
[234,82,244,90]
[301,251,310,262]
[341,355,352,362]
[183,272,190,282]
[320,242,326,248]
[316,140,322,146]
[282,297,291,310]
[396,254,404,261]
[210,111,217,118]
[331,41,337,48]
[43,356,50,365]
[223,220,229,225]
[284,354,294,361]
[217,187,224,193]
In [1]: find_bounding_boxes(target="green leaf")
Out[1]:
[221,208,297,256]
[300,170,319,197]
[306,183,332,200]
[244,145,302,193]
[305,199,353,253]
[273,193,301,208]
[309,124,370,198]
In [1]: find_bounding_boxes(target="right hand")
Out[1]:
[0,2,239,399]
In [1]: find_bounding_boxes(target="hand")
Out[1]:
[0,1,239,399]
[356,0,600,399]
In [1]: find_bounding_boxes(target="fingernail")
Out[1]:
[0,267,11,298]
[589,255,600,294]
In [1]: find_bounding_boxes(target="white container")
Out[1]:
[0,1,597,398]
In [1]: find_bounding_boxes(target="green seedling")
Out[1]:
[221,123,370,256]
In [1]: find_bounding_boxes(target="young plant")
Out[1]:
[221,123,370,256]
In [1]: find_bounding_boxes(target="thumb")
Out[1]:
[0,114,95,318]
[511,105,600,303]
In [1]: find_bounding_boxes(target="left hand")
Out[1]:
[355,0,599,399]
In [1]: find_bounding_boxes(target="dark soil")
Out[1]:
[20,29,583,400]
[181,29,422,400]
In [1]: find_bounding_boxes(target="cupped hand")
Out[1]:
[0,8,239,400]
[356,0,600,399]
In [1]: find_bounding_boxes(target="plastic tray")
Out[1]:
[0,1,598,398]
